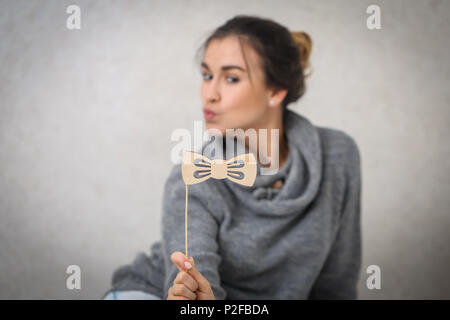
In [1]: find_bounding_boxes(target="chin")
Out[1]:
[205,122,226,136]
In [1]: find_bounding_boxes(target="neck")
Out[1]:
[240,108,289,171]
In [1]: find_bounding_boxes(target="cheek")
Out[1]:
[222,85,266,124]
[222,84,255,114]
[200,83,207,101]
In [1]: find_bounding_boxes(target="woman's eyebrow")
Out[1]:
[201,62,246,72]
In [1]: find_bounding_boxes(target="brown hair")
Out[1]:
[196,15,313,110]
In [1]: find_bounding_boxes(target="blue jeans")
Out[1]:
[104,290,162,300]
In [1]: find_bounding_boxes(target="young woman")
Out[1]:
[104,15,362,300]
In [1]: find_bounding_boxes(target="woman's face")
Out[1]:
[200,36,275,135]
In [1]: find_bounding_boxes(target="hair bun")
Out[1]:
[290,31,313,77]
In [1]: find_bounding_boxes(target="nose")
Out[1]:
[203,78,220,103]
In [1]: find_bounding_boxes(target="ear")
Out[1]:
[267,88,288,108]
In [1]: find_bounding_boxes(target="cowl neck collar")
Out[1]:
[201,109,322,217]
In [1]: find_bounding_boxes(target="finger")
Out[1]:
[172,283,197,300]
[196,290,215,300]
[167,286,176,300]
[174,271,199,292]
[186,257,212,293]
[171,251,191,272]
[168,293,189,300]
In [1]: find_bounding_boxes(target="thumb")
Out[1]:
[170,251,192,273]
[186,257,211,292]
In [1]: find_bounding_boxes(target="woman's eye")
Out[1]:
[202,73,212,81]
[201,73,238,83]
[226,76,239,83]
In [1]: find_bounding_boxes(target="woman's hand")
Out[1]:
[167,251,216,300]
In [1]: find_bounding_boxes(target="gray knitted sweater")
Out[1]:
[107,109,362,300]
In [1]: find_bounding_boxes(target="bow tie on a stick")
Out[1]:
[181,151,257,257]
[182,151,257,186]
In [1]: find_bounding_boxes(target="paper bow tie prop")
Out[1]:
[182,152,257,186]
[181,151,257,257]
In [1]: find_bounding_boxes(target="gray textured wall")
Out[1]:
[0,0,449,299]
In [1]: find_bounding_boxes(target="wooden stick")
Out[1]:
[185,184,188,258]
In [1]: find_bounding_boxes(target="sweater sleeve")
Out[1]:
[105,241,165,299]
[308,135,362,299]
[161,165,227,300]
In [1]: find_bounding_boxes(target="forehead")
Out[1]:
[203,36,261,73]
